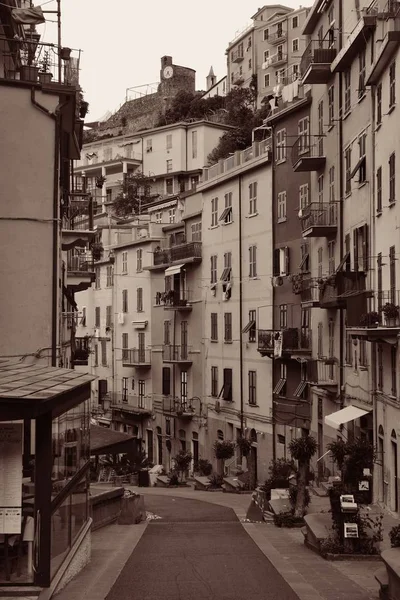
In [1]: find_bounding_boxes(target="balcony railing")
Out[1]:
[269,29,287,44]
[72,336,90,366]
[231,49,244,62]
[67,252,94,273]
[257,328,311,356]
[366,0,400,16]
[162,395,197,417]
[111,394,153,415]
[292,138,326,172]
[62,194,94,231]
[300,202,338,237]
[270,52,288,65]
[300,40,337,84]
[346,289,400,328]
[162,345,192,363]
[202,139,271,182]
[155,289,192,308]
[231,72,244,85]
[153,242,202,266]
[122,349,151,367]
[308,359,338,389]
[293,276,320,306]
[0,36,81,87]
[319,271,367,309]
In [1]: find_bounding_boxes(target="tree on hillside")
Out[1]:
[157,91,225,126]
[112,171,155,217]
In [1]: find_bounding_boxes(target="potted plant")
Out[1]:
[381,302,400,326]
[91,242,104,262]
[60,47,72,61]
[95,175,106,189]
[80,100,89,119]
[39,50,53,84]
[359,311,380,327]
[237,436,252,457]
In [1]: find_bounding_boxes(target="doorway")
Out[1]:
[192,432,199,472]
[147,429,154,464]
[378,425,384,504]
[157,426,163,466]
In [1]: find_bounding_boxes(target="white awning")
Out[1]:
[132,321,148,329]
[165,264,184,276]
[325,406,371,430]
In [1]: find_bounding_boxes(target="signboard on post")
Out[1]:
[344,523,359,538]
[0,422,23,534]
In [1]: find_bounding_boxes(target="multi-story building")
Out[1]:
[198,137,274,481]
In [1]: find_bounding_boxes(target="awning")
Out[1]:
[325,406,371,430]
[165,264,184,276]
[90,424,137,456]
[242,320,256,334]
[219,207,232,222]
[132,321,148,329]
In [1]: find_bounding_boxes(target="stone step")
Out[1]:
[223,477,244,493]
[193,476,211,491]
[0,587,41,597]
[155,475,170,487]
[375,566,389,591]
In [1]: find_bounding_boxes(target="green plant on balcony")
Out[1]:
[38,50,53,83]
[95,175,106,189]
[359,311,380,327]
[380,302,400,324]
[291,273,303,295]
[90,242,104,261]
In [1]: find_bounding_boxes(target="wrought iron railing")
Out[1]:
[292,137,325,167]
[162,345,191,361]
[67,252,94,273]
[366,0,400,16]
[122,349,151,365]
[308,359,338,386]
[257,328,311,353]
[153,242,202,266]
[347,289,400,327]
[300,40,337,77]
[300,202,338,231]
[111,394,152,412]
[62,195,93,230]
[155,289,192,307]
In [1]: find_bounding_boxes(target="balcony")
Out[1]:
[66,252,95,292]
[61,193,94,250]
[269,29,287,45]
[231,49,244,63]
[231,72,244,85]
[300,203,337,238]
[162,345,193,366]
[152,242,202,268]
[319,271,367,309]
[257,328,312,358]
[155,289,193,311]
[292,137,326,172]
[122,349,151,368]
[331,15,377,73]
[162,396,199,419]
[300,40,337,85]
[346,290,400,341]
[72,336,90,366]
[270,51,288,67]
[292,275,320,308]
[307,358,339,394]
[111,395,153,418]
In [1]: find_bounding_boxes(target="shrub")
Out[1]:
[389,525,400,548]
[208,473,224,488]
[327,439,347,471]
[268,458,296,480]
[273,513,304,528]
[237,436,252,457]
[289,486,311,511]
[173,450,193,481]
[197,458,213,477]
[213,440,235,460]
[320,534,344,556]
[168,471,180,486]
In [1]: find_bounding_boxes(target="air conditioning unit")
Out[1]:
[117,313,125,325]
[215,400,221,413]
[272,276,284,287]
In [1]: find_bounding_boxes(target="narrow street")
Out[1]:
[105,495,300,600]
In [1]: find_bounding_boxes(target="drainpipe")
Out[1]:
[239,174,244,434]
[270,126,276,462]
[338,0,345,410]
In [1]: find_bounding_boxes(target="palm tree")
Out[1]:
[289,433,317,517]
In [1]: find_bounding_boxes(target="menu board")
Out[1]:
[0,422,23,534]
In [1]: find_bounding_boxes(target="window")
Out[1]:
[317,322,323,358]
[390,61,396,108]
[224,312,232,342]
[210,255,217,284]
[264,49,270,62]
[391,346,397,397]
[328,85,334,126]
[292,38,299,52]
[359,340,368,368]
[166,134,172,150]
[345,147,352,194]
[273,247,290,276]
[94,344,98,367]
[264,73,270,88]
[166,159,173,173]
[377,253,383,311]
[298,117,309,153]
[211,366,218,397]
[136,248,143,271]
[146,138,153,152]
[292,64,299,79]
[317,247,323,279]
[181,321,188,353]
[249,182,257,214]
[344,69,351,114]
[136,287,143,312]
[95,267,100,289]
[248,371,257,405]
[138,380,145,408]
[263,28,269,41]
[300,242,310,273]
[329,166,335,202]
[299,184,309,211]
[247,309,256,342]
[95,306,100,328]
[122,289,128,313]
[377,167,382,213]
[318,174,324,203]
[355,133,367,183]
[219,368,233,401]
[191,221,202,241]
[276,129,286,162]
[101,339,107,366]
[122,333,128,362]
[192,130,197,159]
[345,333,352,366]
[389,153,396,203]
[155,211,162,224]
[106,305,112,328]
[248,59,252,69]
[166,178,173,195]
[249,245,257,277]
[377,344,383,391]
[162,367,171,396]
[328,240,335,274]
[359,49,366,98]
[181,371,188,405]
[390,245,396,304]
[105,265,113,287]
[292,15,298,28]
[211,313,218,341]
[164,320,170,345]
[168,207,176,222]
[81,307,86,327]
[274,363,287,396]
[317,101,324,155]
[221,252,232,282]
[211,197,218,227]
[220,192,233,224]
[247,35,252,49]
[277,191,287,222]
[279,304,287,329]
[122,251,128,274]
[353,224,369,272]
[377,83,382,125]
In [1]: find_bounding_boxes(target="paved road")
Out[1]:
[106,495,300,600]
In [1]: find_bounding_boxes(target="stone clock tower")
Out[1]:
[158,55,196,98]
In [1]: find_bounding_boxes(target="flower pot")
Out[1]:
[39,72,53,84]
[385,316,397,327]
[20,65,39,83]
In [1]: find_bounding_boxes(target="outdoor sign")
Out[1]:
[359,480,370,491]
[0,422,23,534]
[344,523,359,538]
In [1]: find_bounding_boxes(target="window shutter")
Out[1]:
[162,367,171,396]
[362,224,369,272]
[345,234,351,271]
[284,246,290,275]
[273,249,280,276]
[223,368,232,401]
[353,229,359,272]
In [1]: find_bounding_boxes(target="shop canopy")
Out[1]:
[324,406,371,430]
[90,424,137,456]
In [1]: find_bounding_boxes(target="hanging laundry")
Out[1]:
[11,7,45,25]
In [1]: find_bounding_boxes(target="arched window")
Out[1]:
[178,429,186,440]
[391,429,397,440]
[156,426,162,436]
[217,429,224,440]
[378,425,384,436]
[192,431,198,440]
[250,428,258,443]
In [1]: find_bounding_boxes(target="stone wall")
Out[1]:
[90,486,124,531]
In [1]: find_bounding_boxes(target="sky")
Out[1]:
[38,0,305,121]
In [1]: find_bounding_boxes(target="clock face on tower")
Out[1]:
[163,66,174,79]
